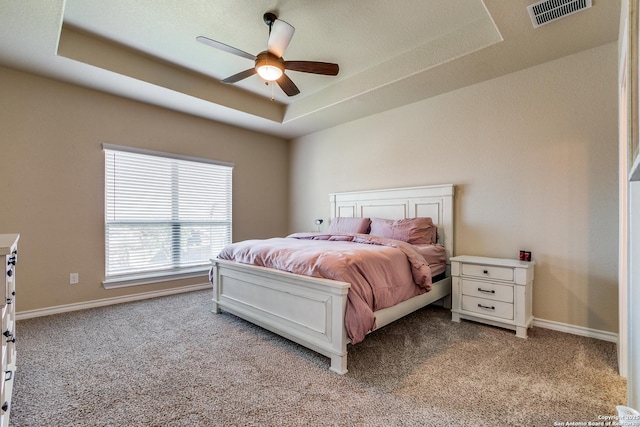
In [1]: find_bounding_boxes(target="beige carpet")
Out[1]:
[11,290,626,426]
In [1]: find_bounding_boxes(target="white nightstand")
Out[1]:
[450,255,535,338]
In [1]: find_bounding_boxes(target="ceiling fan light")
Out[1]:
[255,53,284,81]
[256,64,283,81]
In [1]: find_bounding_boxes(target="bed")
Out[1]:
[209,184,455,374]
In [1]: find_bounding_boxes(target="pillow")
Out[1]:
[369,217,437,244]
[326,217,371,234]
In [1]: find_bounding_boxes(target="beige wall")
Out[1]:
[0,66,289,312]
[290,42,619,333]
[0,41,620,332]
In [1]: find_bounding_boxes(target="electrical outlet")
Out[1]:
[70,273,79,285]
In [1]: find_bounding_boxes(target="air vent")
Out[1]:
[527,0,592,28]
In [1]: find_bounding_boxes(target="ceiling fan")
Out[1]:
[196,12,339,97]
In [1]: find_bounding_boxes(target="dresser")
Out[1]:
[450,255,534,338]
[0,234,18,427]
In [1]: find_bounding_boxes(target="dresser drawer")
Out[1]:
[5,269,14,306]
[461,263,514,282]
[461,279,513,303]
[3,319,14,368]
[1,307,6,345]
[0,345,5,408]
[3,256,15,311]
[1,275,7,311]
[462,295,514,320]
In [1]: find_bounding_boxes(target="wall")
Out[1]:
[0,66,289,312]
[290,42,619,333]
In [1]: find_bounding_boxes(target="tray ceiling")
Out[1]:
[0,0,621,138]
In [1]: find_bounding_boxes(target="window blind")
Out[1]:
[104,146,232,281]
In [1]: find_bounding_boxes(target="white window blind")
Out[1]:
[104,145,232,282]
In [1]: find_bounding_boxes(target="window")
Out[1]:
[103,144,233,287]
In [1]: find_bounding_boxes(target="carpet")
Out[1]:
[10,290,626,426]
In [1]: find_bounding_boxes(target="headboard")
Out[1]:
[329,184,455,259]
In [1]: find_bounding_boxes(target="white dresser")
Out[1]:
[0,234,18,427]
[450,255,534,338]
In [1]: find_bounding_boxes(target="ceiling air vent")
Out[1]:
[527,0,592,28]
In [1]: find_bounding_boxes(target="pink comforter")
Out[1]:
[217,232,435,344]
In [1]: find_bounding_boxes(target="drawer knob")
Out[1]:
[483,269,489,275]
[3,330,14,343]
[478,303,495,310]
[1,402,7,413]
[477,288,495,294]
[6,270,12,278]
[7,256,16,266]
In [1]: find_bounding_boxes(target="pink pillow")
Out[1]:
[369,217,437,244]
[326,217,371,234]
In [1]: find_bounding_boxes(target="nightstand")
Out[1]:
[450,255,534,338]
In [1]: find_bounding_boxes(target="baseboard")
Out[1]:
[15,289,619,344]
[16,283,211,321]
[533,317,618,343]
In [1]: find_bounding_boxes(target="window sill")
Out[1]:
[103,267,210,289]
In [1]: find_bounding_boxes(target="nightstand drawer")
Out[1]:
[462,295,514,320]
[461,279,513,303]
[461,263,514,282]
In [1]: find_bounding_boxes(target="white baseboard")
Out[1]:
[15,289,619,345]
[533,317,618,343]
[16,283,211,321]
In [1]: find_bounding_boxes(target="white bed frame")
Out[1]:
[210,184,455,374]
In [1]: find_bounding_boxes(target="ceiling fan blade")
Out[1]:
[285,61,339,76]
[276,73,300,97]
[196,36,256,61]
[222,68,257,84]
[268,19,295,58]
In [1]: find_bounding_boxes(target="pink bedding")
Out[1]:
[217,232,444,344]
[413,244,447,276]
